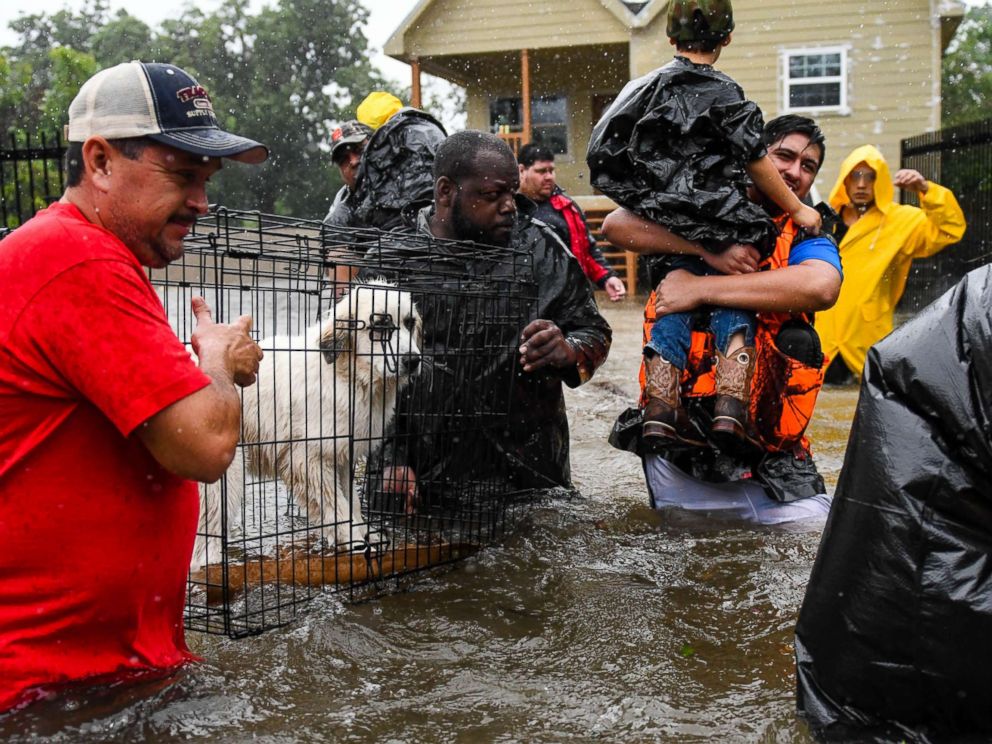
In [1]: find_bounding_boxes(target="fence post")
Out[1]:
[897,118,991,315]
[1,129,68,229]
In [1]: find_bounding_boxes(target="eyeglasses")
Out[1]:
[848,169,876,184]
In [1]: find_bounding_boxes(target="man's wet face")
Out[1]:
[766,133,822,202]
[519,159,556,201]
[333,141,366,190]
[451,152,519,247]
[102,142,219,269]
[844,161,876,209]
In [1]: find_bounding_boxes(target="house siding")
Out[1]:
[463,44,630,192]
[397,0,629,57]
[392,0,948,197]
[634,1,941,197]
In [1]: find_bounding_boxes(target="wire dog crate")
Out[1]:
[149,208,538,638]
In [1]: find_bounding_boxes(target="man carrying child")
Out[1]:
[588,0,823,454]
[603,111,842,519]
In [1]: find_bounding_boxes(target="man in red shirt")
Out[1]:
[0,61,267,713]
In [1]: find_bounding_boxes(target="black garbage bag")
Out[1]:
[795,264,992,739]
[350,108,447,231]
[586,56,778,257]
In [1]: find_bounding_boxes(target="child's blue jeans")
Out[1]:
[644,257,756,370]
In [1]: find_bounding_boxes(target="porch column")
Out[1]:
[521,48,531,144]
[410,57,422,109]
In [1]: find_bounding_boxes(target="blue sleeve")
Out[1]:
[788,236,843,280]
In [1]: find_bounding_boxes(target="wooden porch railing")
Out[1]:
[576,200,638,296]
[498,132,525,157]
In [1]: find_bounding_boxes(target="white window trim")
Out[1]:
[780,44,851,116]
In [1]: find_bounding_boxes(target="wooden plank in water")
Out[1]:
[191,543,477,605]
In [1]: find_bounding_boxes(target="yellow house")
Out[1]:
[385,0,966,197]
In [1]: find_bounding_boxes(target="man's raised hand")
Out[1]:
[190,296,263,387]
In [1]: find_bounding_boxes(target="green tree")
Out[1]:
[155,0,395,214]
[2,0,397,217]
[40,46,98,133]
[942,3,992,127]
[90,10,154,67]
[0,0,112,133]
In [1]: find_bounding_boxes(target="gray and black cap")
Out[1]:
[67,61,268,164]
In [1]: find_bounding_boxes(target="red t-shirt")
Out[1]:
[0,202,211,712]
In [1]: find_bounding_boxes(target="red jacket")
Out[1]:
[548,191,613,286]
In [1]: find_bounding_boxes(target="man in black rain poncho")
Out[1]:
[326,91,447,232]
[795,265,992,740]
[361,131,611,506]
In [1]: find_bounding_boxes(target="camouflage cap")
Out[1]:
[330,120,373,161]
[667,0,735,43]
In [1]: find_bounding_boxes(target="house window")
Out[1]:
[781,46,849,114]
[490,95,569,154]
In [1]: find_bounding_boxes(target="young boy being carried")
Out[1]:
[588,0,821,451]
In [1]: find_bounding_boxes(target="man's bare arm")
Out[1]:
[136,298,263,483]
[602,208,760,274]
[602,207,704,256]
[654,261,841,317]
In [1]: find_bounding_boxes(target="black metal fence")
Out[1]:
[0,131,66,230]
[897,118,992,314]
[168,209,539,638]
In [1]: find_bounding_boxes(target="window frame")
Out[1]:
[488,93,571,156]
[780,45,851,116]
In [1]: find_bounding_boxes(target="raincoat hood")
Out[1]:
[356,91,404,130]
[828,145,895,215]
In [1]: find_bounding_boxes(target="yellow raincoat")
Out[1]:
[816,145,966,378]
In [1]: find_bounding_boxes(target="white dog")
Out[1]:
[191,279,422,571]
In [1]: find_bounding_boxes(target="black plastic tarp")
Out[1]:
[795,264,992,739]
[586,56,778,256]
[349,108,446,231]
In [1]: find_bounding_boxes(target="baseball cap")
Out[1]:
[330,120,373,161]
[356,92,404,130]
[67,61,268,164]
[667,0,735,43]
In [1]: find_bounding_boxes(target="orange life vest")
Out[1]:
[638,217,826,453]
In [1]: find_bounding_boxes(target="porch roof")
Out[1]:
[384,0,668,63]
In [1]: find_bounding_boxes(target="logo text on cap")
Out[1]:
[177,85,211,104]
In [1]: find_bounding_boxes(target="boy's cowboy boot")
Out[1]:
[643,354,705,446]
[711,346,760,452]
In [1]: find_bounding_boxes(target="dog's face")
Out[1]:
[321,281,422,384]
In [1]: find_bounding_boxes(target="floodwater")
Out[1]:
[2,300,860,743]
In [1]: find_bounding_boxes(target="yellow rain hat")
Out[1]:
[356,92,404,130]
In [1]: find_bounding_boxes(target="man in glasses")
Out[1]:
[816,145,966,384]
